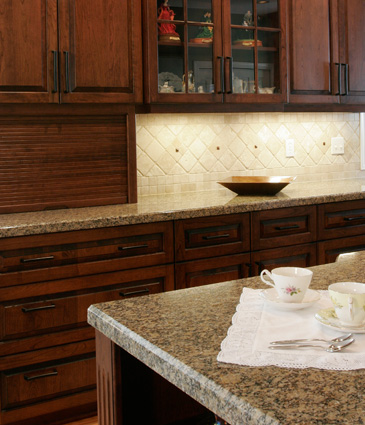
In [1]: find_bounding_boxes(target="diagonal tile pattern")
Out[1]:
[136,113,364,195]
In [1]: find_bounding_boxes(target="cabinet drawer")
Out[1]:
[251,206,317,250]
[1,354,96,410]
[251,244,317,276]
[1,265,174,341]
[317,234,365,264]
[0,222,173,287]
[175,214,250,262]
[318,200,365,240]
[175,253,251,290]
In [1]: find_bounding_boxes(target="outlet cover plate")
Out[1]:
[331,137,345,155]
[286,139,295,157]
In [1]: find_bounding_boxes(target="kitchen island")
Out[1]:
[87,252,365,425]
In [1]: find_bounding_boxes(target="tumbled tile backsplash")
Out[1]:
[136,112,364,195]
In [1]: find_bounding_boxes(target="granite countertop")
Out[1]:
[1,178,365,238]
[88,253,365,425]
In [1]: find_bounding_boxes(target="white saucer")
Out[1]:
[260,288,320,311]
[315,308,365,334]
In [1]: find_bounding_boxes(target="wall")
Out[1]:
[136,112,364,196]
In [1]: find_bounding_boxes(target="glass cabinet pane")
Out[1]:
[257,0,278,28]
[258,30,280,94]
[156,0,215,95]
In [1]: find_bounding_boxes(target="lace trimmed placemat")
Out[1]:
[217,288,365,370]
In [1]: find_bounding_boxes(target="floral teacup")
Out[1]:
[260,267,313,303]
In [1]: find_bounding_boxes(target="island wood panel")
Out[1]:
[0,113,136,213]
[317,234,365,264]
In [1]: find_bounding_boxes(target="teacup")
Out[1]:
[328,282,365,327]
[260,267,313,303]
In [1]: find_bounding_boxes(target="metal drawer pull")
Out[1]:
[22,304,56,313]
[52,50,58,93]
[24,370,58,381]
[20,255,54,263]
[119,289,150,297]
[275,225,300,230]
[202,234,230,240]
[344,216,365,221]
[118,244,148,251]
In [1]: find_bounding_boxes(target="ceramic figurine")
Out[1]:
[157,0,180,41]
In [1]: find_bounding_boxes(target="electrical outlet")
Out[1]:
[285,139,295,157]
[331,137,345,155]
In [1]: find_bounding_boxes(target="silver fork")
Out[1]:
[270,333,352,345]
[269,338,355,352]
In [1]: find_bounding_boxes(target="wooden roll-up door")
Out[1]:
[0,114,136,213]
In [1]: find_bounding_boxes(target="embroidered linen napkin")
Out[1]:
[217,288,365,370]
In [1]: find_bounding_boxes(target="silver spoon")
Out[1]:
[269,338,355,352]
[270,333,352,345]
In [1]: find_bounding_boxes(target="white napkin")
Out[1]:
[217,288,365,370]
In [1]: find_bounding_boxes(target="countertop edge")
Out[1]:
[87,304,276,425]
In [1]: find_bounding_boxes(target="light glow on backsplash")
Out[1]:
[136,112,364,196]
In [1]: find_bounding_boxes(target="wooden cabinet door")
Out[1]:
[337,0,365,104]
[0,0,58,103]
[57,0,143,103]
[288,0,340,104]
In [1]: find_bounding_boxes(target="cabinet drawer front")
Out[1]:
[317,234,365,264]
[2,355,96,410]
[0,222,173,286]
[251,206,317,250]
[251,244,317,276]
[175,253,251,289]
[318,200,365,240]
[175,214,250,262]
[2,275,167,340]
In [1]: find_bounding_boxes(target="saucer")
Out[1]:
[260,288,320,311]
[314,308,365,334]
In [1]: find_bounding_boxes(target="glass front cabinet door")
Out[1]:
[144,0,286,104]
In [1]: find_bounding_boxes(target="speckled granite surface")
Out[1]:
[1,178,365,238]
[88,253,365,425]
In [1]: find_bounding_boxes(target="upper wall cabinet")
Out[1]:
[0,0,143,103]
[288,0,365,105]
[143,0,287,104]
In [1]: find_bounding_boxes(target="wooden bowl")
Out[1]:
[217,176,296,196]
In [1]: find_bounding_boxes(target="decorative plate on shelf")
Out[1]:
[217,176,296,196]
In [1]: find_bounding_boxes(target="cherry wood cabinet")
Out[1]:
[0,222,174,425]
[288,0,365,105]
[0,0,143,104]
[144,0,287,105]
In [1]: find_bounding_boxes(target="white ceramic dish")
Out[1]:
[260,288,320,310]
[315,308,365,334]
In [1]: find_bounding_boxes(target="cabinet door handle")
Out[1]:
[20,255,55,263]
[64,51,71,93]
[52,50,58,93]
[274,225,300,231]
[22,304,56,313]
[217,56,224,94]
[119,289,150,297]
[24,370,58,381]
[344,216,365,222]
[202,233,230,240]
[226,56,233,94]
[335,63,342,96]
[118,244,148,251]
[344,63,349,95]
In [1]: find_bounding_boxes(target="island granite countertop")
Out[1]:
[1,178,365,238]
[87,253,365,425]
